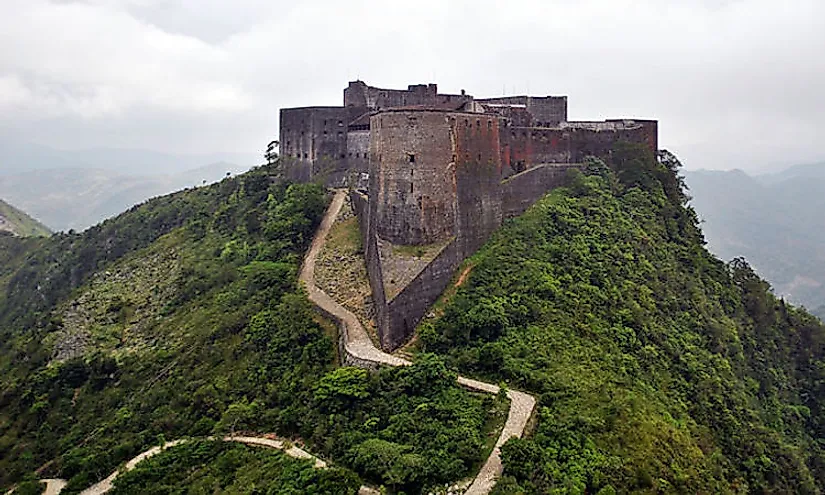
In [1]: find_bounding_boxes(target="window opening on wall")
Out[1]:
[408,153,415,163]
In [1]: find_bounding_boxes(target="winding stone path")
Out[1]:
[299,190,537,495]
[31,436,377,495]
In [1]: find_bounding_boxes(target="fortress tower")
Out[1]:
[370,110,503,249]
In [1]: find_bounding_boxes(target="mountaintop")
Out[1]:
[1,150,824,494]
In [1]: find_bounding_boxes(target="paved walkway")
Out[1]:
[299,190,537,495]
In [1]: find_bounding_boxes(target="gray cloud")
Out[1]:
[1,0,823,171]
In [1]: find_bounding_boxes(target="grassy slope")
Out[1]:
[0,164,498,494]
[422,149,825,494]
[0,199,50,237]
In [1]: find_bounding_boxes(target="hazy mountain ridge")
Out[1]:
[0,199,50,237]
[0,162,252,232]
[685,163,825,311]
[0,137,260,176]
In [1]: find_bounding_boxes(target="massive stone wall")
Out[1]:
[350,190,391,349]
[500,120,658,174]
[280,107,349,162]
[346,129,370,176]
[453,115,504,256]
[345,80,471,110]
[370,111,459,245]
[385,240,462,350]
[478,95,568,125]
[501,163,582,218]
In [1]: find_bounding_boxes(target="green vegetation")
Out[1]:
[111,440,359,494]
[685,164,825,312]
[0,164,498,494]
[0,199,50,237]
[422,145,825,494]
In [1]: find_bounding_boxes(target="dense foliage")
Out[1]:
[0,164,496,494]
[110,440,359,494]
[422,145,825,494]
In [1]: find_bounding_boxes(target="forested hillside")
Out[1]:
[0,164,499,494]
[422,146,825,494]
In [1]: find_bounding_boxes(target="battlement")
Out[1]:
[344,80,472,111]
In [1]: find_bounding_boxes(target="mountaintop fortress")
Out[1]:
[280,81,658,350]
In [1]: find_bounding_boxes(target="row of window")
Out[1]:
[284,152,369,160]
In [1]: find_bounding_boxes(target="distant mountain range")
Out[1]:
[0,137,260,176]
[685,161,825,313]
[0,199,50,237]
[0,162,253,232]
[0,137,261,231]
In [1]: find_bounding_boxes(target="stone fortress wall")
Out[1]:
[279,81,658,351]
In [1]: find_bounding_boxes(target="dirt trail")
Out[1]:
[300,190,537,494]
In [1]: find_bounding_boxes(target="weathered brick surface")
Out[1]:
[371,111,459,245]
[344,80,472,110]
[478,95,568,125]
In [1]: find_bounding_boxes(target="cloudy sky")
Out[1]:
[1,0,823,171]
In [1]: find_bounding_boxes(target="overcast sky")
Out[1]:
[1,0,823,172]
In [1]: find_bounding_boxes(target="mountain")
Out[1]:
[756,161,825,185]
[0,162,252,232]
[2,150,825,493]
[684,164,825,312]
[0,136,260,176]
[0,165,501,494]
[0,199,50,237]
[421,149,825,492]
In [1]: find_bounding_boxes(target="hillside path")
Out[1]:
[299,189,537,494]
[33,436,377,495]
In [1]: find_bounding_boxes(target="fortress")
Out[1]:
[280,81,658,350]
